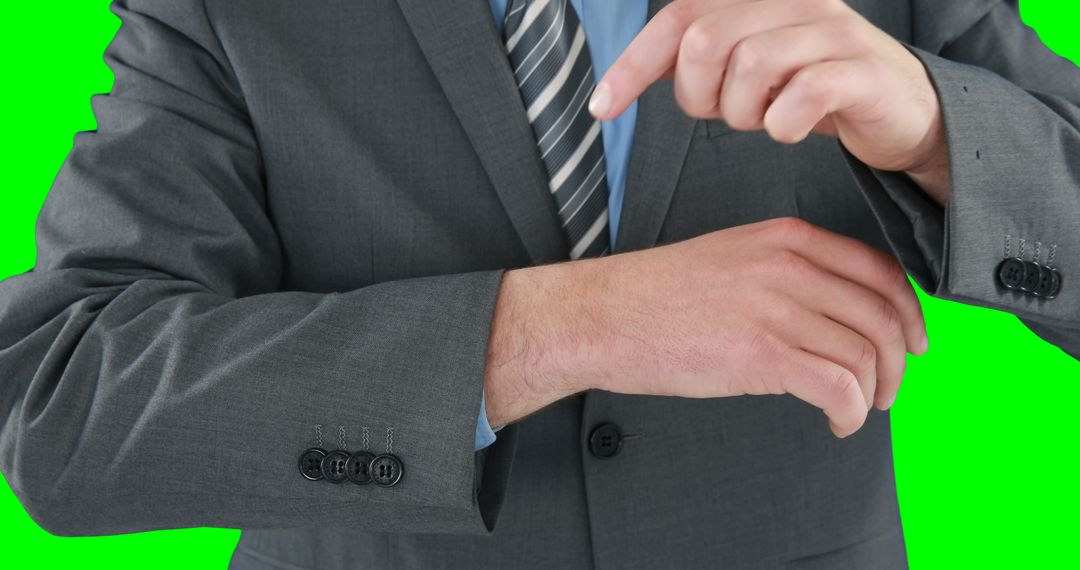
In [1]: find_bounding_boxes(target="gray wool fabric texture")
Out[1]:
[1,0,1078,569]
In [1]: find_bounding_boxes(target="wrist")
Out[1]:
[483,261,610,427]
[900,65,951,204]
[903,114,951,205]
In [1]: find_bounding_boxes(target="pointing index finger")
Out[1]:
[589,0,716,120]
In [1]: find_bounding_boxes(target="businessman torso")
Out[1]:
[13,0,1078,568]
[223,0,912,568]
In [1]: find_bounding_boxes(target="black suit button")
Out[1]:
[299,448,327,481]
[1033,266,1056,297]
[588,423,622,459]
[1019,261,1041,293]
[1048,269,1063,299]
[370,454,404,487]
[321,450,350,484]
[345,451,376,485]
[997,258,1025,290]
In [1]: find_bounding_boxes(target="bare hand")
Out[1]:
[484,218,928,438]
[588,0,948,183]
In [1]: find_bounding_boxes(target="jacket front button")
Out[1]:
[299,448,327,481]
[321,450,350,484]
[588,423,622,459]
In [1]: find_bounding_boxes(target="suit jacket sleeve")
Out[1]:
[845,0,1080,359]
[0,0,516,536]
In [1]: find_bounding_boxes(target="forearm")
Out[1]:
[0,268,506,535]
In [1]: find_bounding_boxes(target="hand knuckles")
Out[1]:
[719,41,768,130]
[658,2,694,32]
[815,0,850,17]
[764,293,798,321]
[864,57,893,87]
[791,70,832,107]
[876,297,902,335]
[766,215,810,239]
[832,17,869,48]
[885,262,914,302]
[746,327,784,359]
[681,22,723,67]
[783,0,818,15]
[827,369,860,402]
[886,259,907,287]
[852,339,878,375]
[729,38,767,78]
[771,249,813,278]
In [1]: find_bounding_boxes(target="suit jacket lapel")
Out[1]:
[614,0,697,253]
[395,0,570,264]
[397,0,695,260]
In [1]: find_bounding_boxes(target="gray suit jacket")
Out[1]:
[1,0,1078,568]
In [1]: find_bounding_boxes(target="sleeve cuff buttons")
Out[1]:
[997,258,1061,299]
[299,448,403,488]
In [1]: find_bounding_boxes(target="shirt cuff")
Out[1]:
[474,393,499,451]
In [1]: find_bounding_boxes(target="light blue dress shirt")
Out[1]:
[476,0,649,450]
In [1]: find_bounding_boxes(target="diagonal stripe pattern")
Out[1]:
[504,0,610,259]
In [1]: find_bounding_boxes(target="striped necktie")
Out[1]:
[504,0,611,259]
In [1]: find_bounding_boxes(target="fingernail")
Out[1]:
[589,82,612,118]
[918,335,929,355]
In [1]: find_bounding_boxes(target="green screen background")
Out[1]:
[1,2,1078,568]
